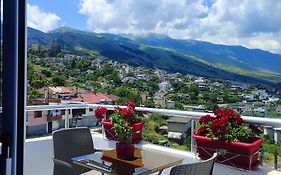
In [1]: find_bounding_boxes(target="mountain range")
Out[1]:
[27,26,281,85]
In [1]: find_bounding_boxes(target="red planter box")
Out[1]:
[101,120,143,144]
[192,134,262,170]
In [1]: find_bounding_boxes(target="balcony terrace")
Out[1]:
[25,132,280,175]
[20,104,281,174]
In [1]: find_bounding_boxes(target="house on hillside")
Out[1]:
[158,82,172,92]
[63,91,117,105]
[276,106,281,113]
[153,92,175,109]
[38,86,86,100]
[167,116,191,141]
[26,99,62,137]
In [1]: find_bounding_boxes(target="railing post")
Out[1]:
[191,119,196,153]
[274,145,278,169]
[260,146,264,166]
[70,109,73,128]
[65,109,69,129]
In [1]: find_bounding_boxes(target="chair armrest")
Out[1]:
[53,158,75,174]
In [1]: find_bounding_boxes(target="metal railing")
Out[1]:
[26,103,281,126]
[26,103,281,149]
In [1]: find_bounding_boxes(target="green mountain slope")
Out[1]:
[27,27,280,84]
[127,33,281,81]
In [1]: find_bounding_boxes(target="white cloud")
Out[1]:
[249,40,281,52]
[78,0,281,53]
[27,4,61,32]
[79,0,209,34]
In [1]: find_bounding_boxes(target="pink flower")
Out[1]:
[94,107,107,119]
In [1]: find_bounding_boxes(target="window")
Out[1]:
[61,109,66,115]
[34,111,42,118]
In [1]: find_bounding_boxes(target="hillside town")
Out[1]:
[27,52,281,146]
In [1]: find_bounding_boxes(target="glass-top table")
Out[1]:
[72,148,183,175]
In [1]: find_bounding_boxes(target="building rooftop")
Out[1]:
[167,116,191,123]
[70,92,114,103]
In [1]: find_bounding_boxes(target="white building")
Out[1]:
[159,82,172,91]
[252,90,269,100]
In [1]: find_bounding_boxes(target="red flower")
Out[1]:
[114,106,122,112]
[210,119,227,136]
[249,124,262,135]
[124,101,136,109]
[197,107,260,142]
[94,107,107,119]
[214,108,224,118]
[197,126,209,136]
[121,108,133,121]
[224,108,234,117]
[199,115,214,124]
[228,114,243,125]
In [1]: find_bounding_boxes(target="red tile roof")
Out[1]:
[70,93,113,103]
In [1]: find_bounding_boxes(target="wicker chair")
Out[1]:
[52,127,97,175]
[170,153,217,175]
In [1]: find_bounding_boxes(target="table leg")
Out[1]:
[101,160,105,175]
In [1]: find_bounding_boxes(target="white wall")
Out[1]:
[25,136,53,175]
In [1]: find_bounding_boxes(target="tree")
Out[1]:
[114,86,141,105]
[143,98,155,108]
[41,68,52,77]
[175,101,184,110]
[76,59,91,71]
[52,75,66,86]
[205,101,218,111]
[27,60,35,82]
[28,89,41,99]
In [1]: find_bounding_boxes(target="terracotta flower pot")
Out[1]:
[116,142,135,160]
[101,120,143,143]
[192,134,262,170]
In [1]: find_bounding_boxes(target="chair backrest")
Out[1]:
[53,127,95,175]
[170,153,217,175]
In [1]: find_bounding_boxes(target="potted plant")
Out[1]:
[192,108,263,170]
[95,101,143,144]
[94,101,142,160]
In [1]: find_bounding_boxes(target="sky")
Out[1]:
[27,0,281,54]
